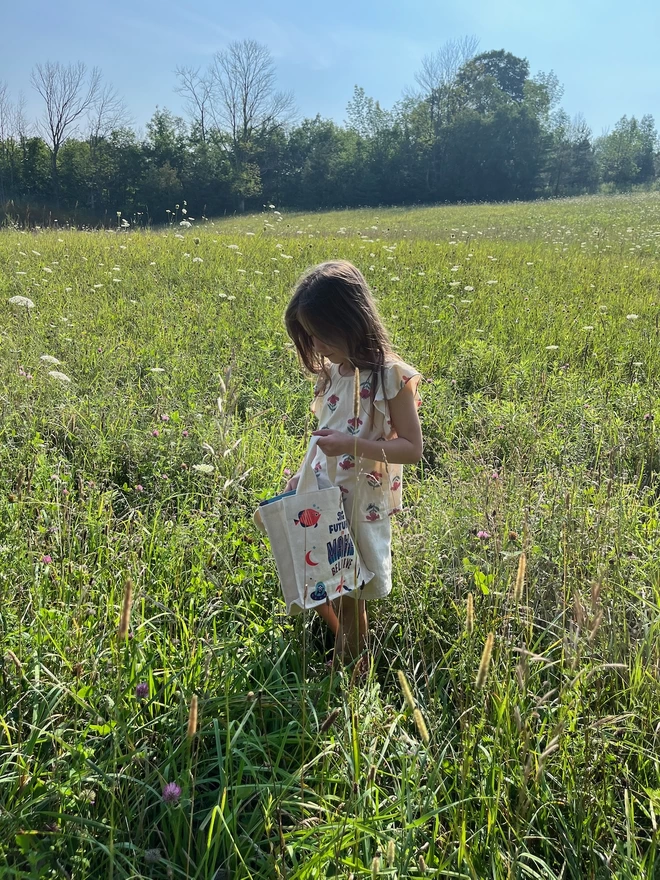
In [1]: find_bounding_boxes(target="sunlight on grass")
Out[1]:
[1,193,660,877]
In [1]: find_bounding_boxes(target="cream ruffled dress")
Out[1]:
[310,359,421,600]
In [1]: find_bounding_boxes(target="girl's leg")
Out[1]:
[315,599,339,636]
[334,596,368,661]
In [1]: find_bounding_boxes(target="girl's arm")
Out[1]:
[313,382,423,465]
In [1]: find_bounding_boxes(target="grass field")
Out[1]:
[1,192,660,879]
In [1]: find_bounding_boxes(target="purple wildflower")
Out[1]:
[182,430,189,437]
[41,554,53,564]
[477,530,491,540]
[152,429,159,437]
[135,484,144,493]
[162,782,181,804]
[161,413,170,422]
[644,413,653,422]
[136,682,149,699]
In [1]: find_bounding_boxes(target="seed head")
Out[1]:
[397,669,416,711]
[320,707,341,733]
[187,694,198,739]
[475,632,495,689]
[371,854,380,879]
[466,592,474,635]
[513,551,526,603]
[386,839,396,867]
[413,708,430,745]
[5,650,23,672]
[118,578,133,640]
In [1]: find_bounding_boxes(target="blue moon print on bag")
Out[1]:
[310,582,327,601]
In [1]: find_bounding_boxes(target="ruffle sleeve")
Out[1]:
[373,360,421,421]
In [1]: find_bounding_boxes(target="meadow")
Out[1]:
[1,191,660,879]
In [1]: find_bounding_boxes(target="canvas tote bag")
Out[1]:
[255,438,373,615]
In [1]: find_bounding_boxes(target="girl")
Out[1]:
[284,260,422,662]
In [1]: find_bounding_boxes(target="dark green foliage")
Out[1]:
[2,46,658,226]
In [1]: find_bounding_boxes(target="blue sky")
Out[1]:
[2,0,658,137]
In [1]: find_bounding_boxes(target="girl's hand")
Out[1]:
[312,429,350,457]
[284,474,300,492]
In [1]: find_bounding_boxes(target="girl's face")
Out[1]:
[299,313,348,364]
[311,334,346,365]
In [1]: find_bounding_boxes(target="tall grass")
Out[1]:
[1,193,660,878]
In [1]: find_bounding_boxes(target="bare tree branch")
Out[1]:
[414,36,480,96]
[31,61,101,156]
[209,40,296,145]
[175,65,214,142]
[89,82,130,148]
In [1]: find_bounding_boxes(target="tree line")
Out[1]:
[1,38,658,225]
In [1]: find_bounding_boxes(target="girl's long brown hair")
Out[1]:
[285,261,394,402]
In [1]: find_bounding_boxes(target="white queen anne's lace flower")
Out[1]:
[9,296,35,309]
[192,463,214,475]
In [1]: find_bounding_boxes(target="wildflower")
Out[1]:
[8,295,35,309]
[626,314,639,320]
[40,355,61,365]
[135,484,144,493]
[192,463,214,475]
[644,413,653,421]
[136,682,149,699]
[151,429,159,437]
[182,430,189,437]
[179,220,192,228]
[48,371,71,382]
[545,345,559,351]
[162,782,182,804]
[41,554,53,564]
[477,530,491,540]
[284,468,291,476]
[160,413,170,422]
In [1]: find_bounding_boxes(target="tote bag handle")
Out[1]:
[296,436,338,495]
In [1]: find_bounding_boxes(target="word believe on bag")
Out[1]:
[254,437,374,615]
